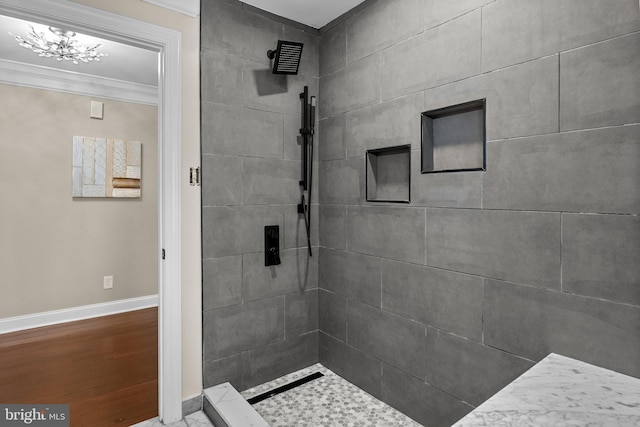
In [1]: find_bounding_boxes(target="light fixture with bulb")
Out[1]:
[12,25,107,65]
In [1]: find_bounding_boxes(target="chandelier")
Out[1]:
[13,25,107,65]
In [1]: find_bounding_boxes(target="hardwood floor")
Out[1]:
[0,308,158,426]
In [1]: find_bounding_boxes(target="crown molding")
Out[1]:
[0,59,158,105]
[142,0,200,17]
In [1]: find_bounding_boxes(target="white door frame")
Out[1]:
[0,0,183,422]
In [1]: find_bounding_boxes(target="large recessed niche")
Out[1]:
[366,145,411,203]
[421,99,486,173]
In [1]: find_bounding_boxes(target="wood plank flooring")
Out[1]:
[0,308,158,426]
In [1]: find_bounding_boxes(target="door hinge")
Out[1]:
[189,166,200,186]
[162,249,166,260]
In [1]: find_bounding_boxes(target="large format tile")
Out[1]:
[319,205,347,250]
[283,203,320,250]
[201,154,243,207]
[242,59,319,116]
[318,248,381,307]
[346,0,425,63]
[482,0,640,72]
[285,290,318,338]
[242,158,300,205]
[319,158,364,204]
[319,333,383,399]
[243,249,318,302]
[382,363,473,427]
[420,56,559,141]
[484,125,640,214]
[411,151,483,208]
[202,256,242,311]
[202,206,284,258]
[484,279,640,378]
[203,354,243,390]
[319,23,346,76]
[319,55,380,118]
[557,0,640,51]
[203,297,285,361]
[347,206,426,265]
[422,74,485,115]
[346,93,423,158]
[283,115,302,161]
[241,332,319,389]
[425,0,491,30]
[426,208,561,289]
[561,32,640,131]
[318,289,347,342]
[200,49,243,106]
[382,260,484,340]
[426,328,534,406]
[347,300,426,379]
[318,114,346,161]
[481,0,559,72]
[485,55,559,140]
[562,214,640,306]
[201,102,283,158]
[381,10,481,100]
[201,2,282,64]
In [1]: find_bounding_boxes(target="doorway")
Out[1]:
[0,0,182,422]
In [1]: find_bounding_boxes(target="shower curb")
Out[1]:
[203,383,269,427]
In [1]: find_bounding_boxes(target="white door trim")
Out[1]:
[0,0,183,423]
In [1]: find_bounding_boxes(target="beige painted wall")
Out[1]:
[67,0,203,401]
[0,84,158,317]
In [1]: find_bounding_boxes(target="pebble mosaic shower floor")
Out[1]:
[240,363,423,427]
[134,363,423,427]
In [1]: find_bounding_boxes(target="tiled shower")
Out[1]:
[200,0,640,425]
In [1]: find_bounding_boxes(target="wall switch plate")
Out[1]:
[103,276,113,289]
[91,100,104,119]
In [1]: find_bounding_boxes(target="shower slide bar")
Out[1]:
[298,85,315,257]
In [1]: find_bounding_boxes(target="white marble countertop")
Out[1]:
[453,353,640,426]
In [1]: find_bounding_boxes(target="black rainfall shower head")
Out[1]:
[267,40,303,75]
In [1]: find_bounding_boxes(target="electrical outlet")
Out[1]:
[103,276,113,289]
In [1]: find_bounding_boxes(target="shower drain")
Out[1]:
[247,371,324,405]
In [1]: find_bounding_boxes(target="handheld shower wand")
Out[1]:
[298,86,315,256]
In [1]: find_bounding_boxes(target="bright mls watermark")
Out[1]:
[0,405,68,427]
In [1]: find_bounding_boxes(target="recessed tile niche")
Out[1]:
[421,99,486,173]
[366,145,410,203]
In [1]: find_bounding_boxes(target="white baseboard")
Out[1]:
[0,295,159,334]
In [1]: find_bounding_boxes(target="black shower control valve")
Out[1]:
[264,225,281,266]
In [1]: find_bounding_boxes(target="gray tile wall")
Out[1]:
[202,0,640,424]
[201,0,320,391]
[316,0,640,426]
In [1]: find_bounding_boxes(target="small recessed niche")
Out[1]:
[421,99,486,173]
[366,145,410,203]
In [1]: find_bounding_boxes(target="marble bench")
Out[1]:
[453,353,640,426]
[203,383,268,427]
